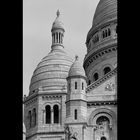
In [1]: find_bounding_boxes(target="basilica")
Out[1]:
[23,0,117,140]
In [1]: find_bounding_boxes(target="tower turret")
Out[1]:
[65,56,87,140]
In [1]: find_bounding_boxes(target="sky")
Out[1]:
[23,0,100,96]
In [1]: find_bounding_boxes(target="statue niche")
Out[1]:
[94,116,113,140]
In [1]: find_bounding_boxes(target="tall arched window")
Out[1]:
[93,73,99,81]
[82,82,84,90]
[32,108,36,126]
[53,105,59,124]
[103,67,111,75]
[108,28,111,36]
[74,109,77,120]
[88,80,91,85]
[28,111,32,128]
[45,105,51,124]
[75,82,77,89]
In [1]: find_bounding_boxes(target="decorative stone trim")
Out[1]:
[84,45,117,70]
[86,68,117,93]
[24,97,38,106]
[87,100,117,107]
[42,95,61,100]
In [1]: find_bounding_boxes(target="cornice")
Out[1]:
[83,43,117,70]
[26,131,65,139]
[87,100,117,107]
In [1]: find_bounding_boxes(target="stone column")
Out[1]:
[93,125,97,140]
[60,33,62,44]
[42,109,45,124]
[59,108,61,124]
[51,108,54,124]
[58,32,60,43]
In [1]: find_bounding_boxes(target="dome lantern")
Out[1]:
[28,10,73,96]
[51,10,65,49]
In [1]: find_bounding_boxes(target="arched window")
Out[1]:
[32,108,36,126]
[45,105,51,124]
[103,67,111,75]
[82,82,84,90]
[88,80,91,85]
[75,82,77,89]
[108,28,111,36]
[93,73,99,81]
[96,116,110,125]
[53,105,59,124]
[101,137,107,140]
[28,111,32,128]
[74,109,77,120]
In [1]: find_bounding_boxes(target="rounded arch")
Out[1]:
[101,136,107,140]
[32,108,36,126]
[88,79,91,85]
[53,104,59,123]
[43,102,53,109]
[45,105,51,124]
[92,70,99,82]
[28,110,32,128]
[88,108,117,126]
[101,64,113,76]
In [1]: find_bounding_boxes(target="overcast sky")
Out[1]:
[23,0,99,96]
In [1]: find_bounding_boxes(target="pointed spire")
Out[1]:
[56,9,60,17]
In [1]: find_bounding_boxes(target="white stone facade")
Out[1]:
[23,0,117,140]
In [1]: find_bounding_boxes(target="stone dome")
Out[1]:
[68,56,86,77]
[51,10,64,31]
[29,48,73,95]
[86,0,117,44]
[92,0,117,28]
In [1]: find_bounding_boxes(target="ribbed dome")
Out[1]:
[92,0,117,27]
[86,0,117,47]
[29,48,73,95]
[52,10,64,31]
[68,56,86,77]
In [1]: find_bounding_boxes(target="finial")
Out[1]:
[56,9,60,17]
[75,55,79,61]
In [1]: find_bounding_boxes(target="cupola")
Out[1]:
[51,10,65,49]
[68,55,86,78]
